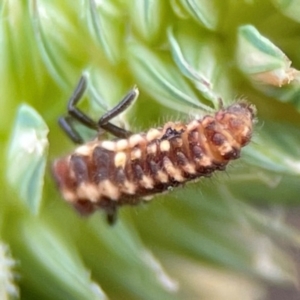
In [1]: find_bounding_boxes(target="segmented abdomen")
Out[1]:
[52,101,255,215]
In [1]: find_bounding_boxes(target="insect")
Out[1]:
[52,75,256,225]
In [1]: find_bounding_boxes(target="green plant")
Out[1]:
[2,1,300,299]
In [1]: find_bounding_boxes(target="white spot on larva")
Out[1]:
[219,142,233,156]
[182,163,196,174]
[147,143,157,155]
[121,180,137,194]
[156,170,168,183]
[129,134,145,148]
[241,126,251,138]
[146,128,161,142]
[160,140,170,152]
[140,175,154,189]
[76,183,99,202]
[116,139,128,151]
[62,189,77,202]
[114,152,127,168]
[101,140,116,151]
[163,157,184,182]
[131,148,142,160]
[198,155,211,167]
[99,180,119,200]
[75,144,94,156]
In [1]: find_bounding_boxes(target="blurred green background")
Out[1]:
[2,0,300,299]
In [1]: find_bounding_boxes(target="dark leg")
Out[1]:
[58,116,84,144]
[100,123,132,138]
[106,206,118,225]
[98,87,138,137]
[67,75,98,130]
[60,76,138,143]
[59,75,99,144]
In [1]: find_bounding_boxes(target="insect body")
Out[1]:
[52,75,256,224]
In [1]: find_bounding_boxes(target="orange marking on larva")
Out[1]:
[176,152,193,171]
[147,143,157,155]
[173,138,183,148]
[52,77,256,225]
[163,157,185,182]
[187,120,199,131]
[196,124,215,160]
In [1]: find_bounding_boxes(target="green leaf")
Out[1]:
[17,221,107,300]
[2,1,300,299]
[177,0,221,30]
[252,75,300,111]
[7,104,49,214]
[78,218,179,300]
[271,0,300,22]
[128,40,214,112]
[85,0,125,64]
[244,121,300,176]
[30,0,95,87]
[129,0,166,42]
[132,185,296,283]
[168,26,233,107]
[0,242,19,300]
[236,25,300,110]
[236,25,298,87]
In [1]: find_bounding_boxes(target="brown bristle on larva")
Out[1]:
[52,97,256,224]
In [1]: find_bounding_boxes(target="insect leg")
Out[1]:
[100,123,132,138]
[98,87,139,138]
[106,206,118,225]
[67,75,98,130]
[58,115,84,144]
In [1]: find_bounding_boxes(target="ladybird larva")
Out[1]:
[52,76,256,224]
